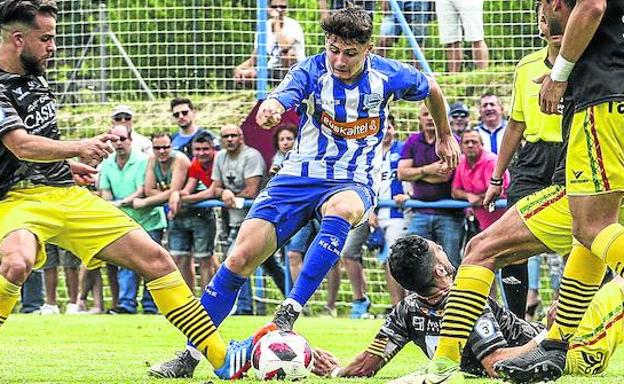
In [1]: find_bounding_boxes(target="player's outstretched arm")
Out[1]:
[256,98,286,129]
[330,350,387,378]
[2,128,118,163]
[424,77,460,170]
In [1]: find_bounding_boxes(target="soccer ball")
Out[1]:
[252,330,314,380]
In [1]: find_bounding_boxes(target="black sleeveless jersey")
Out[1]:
[0,70,72,199]
[570,0,624,111]
[372,294,543,377]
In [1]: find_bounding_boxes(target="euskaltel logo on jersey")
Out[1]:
[320,112,380,139]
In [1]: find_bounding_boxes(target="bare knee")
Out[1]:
[572,223,597,250]
[225,249,256,277]
[139,246,177,281]
[463,234,496,269]
[323,200,363,224]
[0,248,34,284]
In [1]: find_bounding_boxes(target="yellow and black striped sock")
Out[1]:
[0,274,20,328]
[592,223,624,277]
[146,270,226,368]
[432,265,495,364]
[547,245,606,342]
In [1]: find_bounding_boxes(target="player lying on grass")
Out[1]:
[312,235,624,381]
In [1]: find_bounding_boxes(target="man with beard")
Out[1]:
[312,235,624,382]
[0,1,242,378]
[496,0,624,382]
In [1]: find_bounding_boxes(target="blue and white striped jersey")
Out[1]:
[269,52,430,193]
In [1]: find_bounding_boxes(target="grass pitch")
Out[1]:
[1,314,623,383]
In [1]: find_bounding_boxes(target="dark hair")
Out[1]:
[321,6,372,45]
[0,0,57,27]
[388,235,437,296]
[480,92,500,105]
[151,131,171,141]
[460,127,481,140]
[192,130,214,145]
[387,113,396,128]
[272,125,297,151]
[170,97,194,111]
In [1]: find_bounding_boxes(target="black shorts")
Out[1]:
[507,140,563,207]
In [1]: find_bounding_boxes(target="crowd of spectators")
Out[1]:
[16,3,559,321]
[17,90,560,321]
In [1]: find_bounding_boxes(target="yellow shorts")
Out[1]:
[516,185,573,256]
[566,102,624,195]
[516,185,624,255]
[0,185,140,269]
[566,280,624,375]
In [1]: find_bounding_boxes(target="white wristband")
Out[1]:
[532,329,548,345]
[330,367,342,378]
[550,54,575,82]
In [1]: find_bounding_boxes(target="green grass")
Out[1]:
[1,314,623,383]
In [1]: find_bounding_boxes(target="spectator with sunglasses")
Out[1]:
[233,0,306,86]
[170,98,217,159]
[98,125,166,314]
[111,104,152,155]
[448,101,471,134]
[133,133,194,290]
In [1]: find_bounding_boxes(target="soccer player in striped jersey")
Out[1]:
[148,5,460,380]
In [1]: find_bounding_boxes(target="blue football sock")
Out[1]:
[200,264,247,327]
[288,215,351,306]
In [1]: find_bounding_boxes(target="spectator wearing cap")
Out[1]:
[111,104,153,155]
[448,101,471,134]
[475,92,507,155]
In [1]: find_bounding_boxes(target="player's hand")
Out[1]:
[77,134,118,164]
[256,98,285,129]
[546,300,558,330]
[68,160,98,186]
[535,74,567,115]
[436,134,460,170]
[311,348,339,377]
[483,184,502,207]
